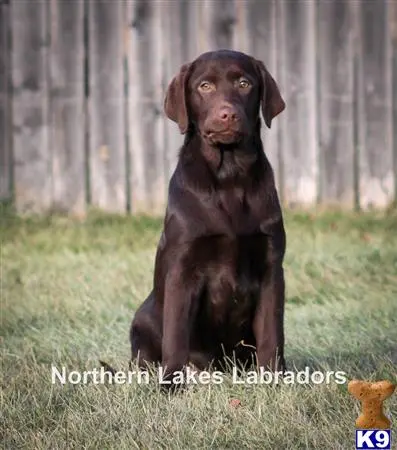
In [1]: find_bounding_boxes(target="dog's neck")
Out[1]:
[184,121,263,183]
[203,140,258,182]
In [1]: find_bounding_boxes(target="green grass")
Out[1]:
[1,206,397,449]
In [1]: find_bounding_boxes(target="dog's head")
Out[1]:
[164,49,285,146]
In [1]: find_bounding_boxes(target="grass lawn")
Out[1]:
[1,207,397,449]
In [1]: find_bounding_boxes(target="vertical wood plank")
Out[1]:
[183,0,200,60]
[0,1,11,200]
[49,0,85,216]
[243,0,282,192]
[10,0,51,213]
[88,0,126,213]
[126,0,166,214]
[163,0,185,183]
[126,0,146,213]
[211,0,236,51]
[358,0,394,209]
[198,0,236,53]
[392,0,397,203]
[151,0,166,213]
[317,0,355,206]
[278,0,318,206]
[232,0,250,54]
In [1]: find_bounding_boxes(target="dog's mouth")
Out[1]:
[203,129,245,146]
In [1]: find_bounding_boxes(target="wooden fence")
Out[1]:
[0,0,396,215]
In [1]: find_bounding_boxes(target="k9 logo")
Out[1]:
[356,430,391,450]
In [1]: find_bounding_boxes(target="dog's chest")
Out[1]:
[203,234,268,329]
[215,188,258,234]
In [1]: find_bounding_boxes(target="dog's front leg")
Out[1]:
[253,264,286,373]
[160,267,200,390]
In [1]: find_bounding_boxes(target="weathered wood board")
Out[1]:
[163,0,185,184]
[50,0,85,216]
[126,0,166,214]
[317,0,355,207]
[277,0,318,206]
[11,0,51,213]
[0,2,11,201]
[88,0,126,213]
[358,0,394,209]
[392,0,397,203]
[242,0,282,192]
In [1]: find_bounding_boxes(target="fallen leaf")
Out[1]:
[361,233,372,242]
[229,398,242,408]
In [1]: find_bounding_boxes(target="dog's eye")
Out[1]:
[238,78,250,89]
[198,81,214,92]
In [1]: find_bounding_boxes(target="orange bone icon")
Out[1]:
[348,379,396,429]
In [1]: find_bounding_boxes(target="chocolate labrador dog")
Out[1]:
[130,49,286,386]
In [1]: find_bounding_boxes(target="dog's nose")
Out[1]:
[218,105,239,122]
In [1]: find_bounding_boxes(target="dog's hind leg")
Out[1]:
[130,292,162,369]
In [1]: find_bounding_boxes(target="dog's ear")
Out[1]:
[164,63,192,134]
[255,60,285,129]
